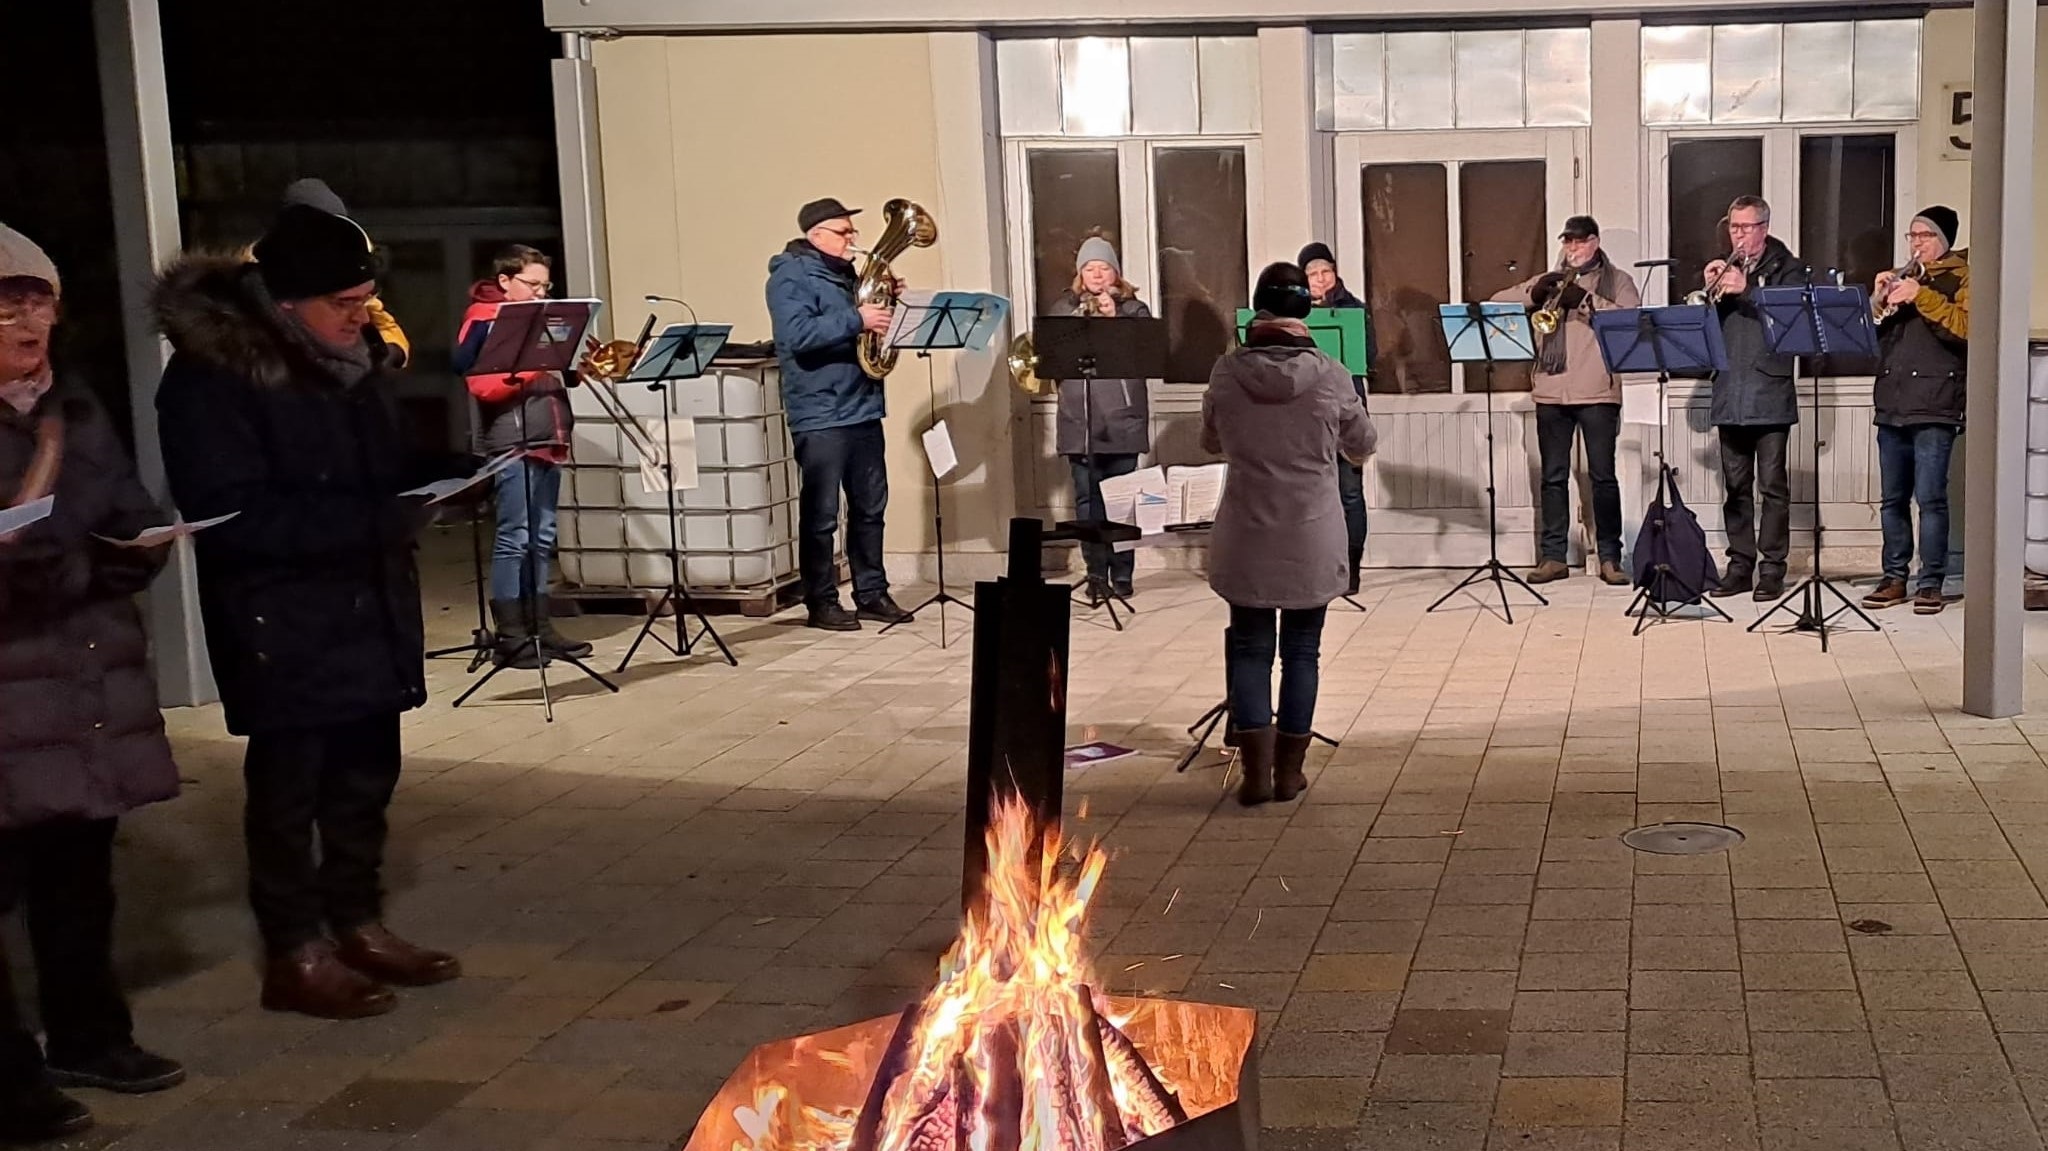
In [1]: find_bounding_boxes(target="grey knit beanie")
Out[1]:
[1075,236,1121,276]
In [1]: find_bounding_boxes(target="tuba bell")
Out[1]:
[852,199,938,379]
[1530,255,1571,336]
[1007,331,1047,395]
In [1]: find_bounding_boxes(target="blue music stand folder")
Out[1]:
[624,323,732,383]
[1438,302,1535,363]
[1755,285,1876,359]
[1591,305,1728,377]
[888,292,1010,354]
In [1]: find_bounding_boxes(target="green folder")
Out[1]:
[1235,308,1370,375]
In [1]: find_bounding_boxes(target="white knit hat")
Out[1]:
[0,222,60,298]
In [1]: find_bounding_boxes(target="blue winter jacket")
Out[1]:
[766,240,885,434]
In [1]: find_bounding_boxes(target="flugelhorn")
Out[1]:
[1685,250,1746,306]
[851,199,938,378]
[577,336,667,469]
[1530,256,1572,336]
[1872,258,1925,322]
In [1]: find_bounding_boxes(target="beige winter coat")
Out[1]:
[1492,261,1641,406]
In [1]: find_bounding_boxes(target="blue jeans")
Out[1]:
[1068,453,1139,585]
[1877,423,1958,591]
[491,457,561,602]
[1226,605,1329,734]
[791,421,889,608]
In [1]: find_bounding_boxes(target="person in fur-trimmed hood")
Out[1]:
[153,205,459,1025]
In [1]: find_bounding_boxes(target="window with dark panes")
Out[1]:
[1026,149,1121,317]
[1799,133,1895,376]
[1360,163,1453,395]
[1458,159,1548,393]
[1666,137,1763,305]
[1154,147,1249,384]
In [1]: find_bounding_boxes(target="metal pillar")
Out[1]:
[1961,0,2036,718]
[552,33,611,311]
[93,0,214,706]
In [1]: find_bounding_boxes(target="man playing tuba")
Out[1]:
[766,197,915,632]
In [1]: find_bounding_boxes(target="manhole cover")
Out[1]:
[1621,822,1745,855]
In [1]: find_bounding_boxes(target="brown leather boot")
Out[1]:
[336,924,462,987]
[262,941,397,1019]
[1235,727,1277,807]
[1274,731,1314,802]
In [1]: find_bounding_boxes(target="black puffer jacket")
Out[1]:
[0,379,180,830]
[1874,250,1969,428]
[153,254,427,736]
[1709,237,1805,428]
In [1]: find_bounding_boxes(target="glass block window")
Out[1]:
[1641,20,1920,125]
[1318,29,1591,131]
[997,36,1259,138]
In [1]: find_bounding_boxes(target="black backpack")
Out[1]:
[1631,467,1719,604]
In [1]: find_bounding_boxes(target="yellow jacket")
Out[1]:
[238,241,409,366]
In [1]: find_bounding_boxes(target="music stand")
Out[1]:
[615,323,739,672]
[424,399,496,671]
[452,298,620,720]
[1175,625,1340,774]
[1034,314,1168,632]
[1427,302,1547,623]
[1592,305,1734,632]
[1747,281,1882,650]
[881,293,1009,646]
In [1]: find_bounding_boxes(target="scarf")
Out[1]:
[247,272,376,388]
[0,368,52,415]
[1535,253,1613,377]
[1246,315,1314,348]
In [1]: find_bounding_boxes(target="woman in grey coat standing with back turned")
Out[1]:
[1203,262,1376,807]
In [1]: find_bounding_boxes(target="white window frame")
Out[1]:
[1001,135,1264,400]
[1332,128,1584,411]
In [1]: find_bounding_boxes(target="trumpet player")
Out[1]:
[1704,195,1801,602]
[1491,216,1639,586]
[452,245,592,666]
[1052,233,1151,603]
[1862,206,1969,616]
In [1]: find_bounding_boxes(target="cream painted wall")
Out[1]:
[590,33,965,560]
[1918,7,2046,332]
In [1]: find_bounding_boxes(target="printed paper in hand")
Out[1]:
[1621,383,1661,426]
[921,420,958,480]
[401,449,526,505]
[95,512,240,549]
[0,495,54,537]
[637,417,699,494]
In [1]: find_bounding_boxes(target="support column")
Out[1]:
[93,0,212,706]
[1589,20,1649,553]
[552,33,611,310]
[1961,0,2035,718]
[1257,27,1329,268]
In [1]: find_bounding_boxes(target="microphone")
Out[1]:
[644,293,701,329]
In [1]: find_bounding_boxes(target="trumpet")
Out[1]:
[1872,258,1925,321]
[1685,250,1746,306]
[577,337,667,469]
[1530,256,1572,336]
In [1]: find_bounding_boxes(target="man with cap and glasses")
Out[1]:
[766,197,915,632]
[1492,215,1641,585]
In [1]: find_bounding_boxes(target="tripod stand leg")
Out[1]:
[1177,701,1229,773]
[617,586,678,672]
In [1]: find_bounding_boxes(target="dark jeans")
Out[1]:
[0,819,132,1086]
[1226,605,1329,734]
[243,713,403,955]
[1068,453,1139,585]
[490,457,561,602]
[1717,424,1792,579]
[1535,402,1622,564]
[1337,460,1367,584]
[1877,423,1959,591]
[792,421,889,608]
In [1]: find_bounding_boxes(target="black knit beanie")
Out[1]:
[1913,206,1959,248]
[254,205,379,300]
[1297,242,1338,272]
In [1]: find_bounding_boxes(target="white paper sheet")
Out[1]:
[1096,466,1166,530]
[884,290,938,351]
[1621,383,1661,426]
[95,511,240,549]
[1167,463,1229,525]
[921,419,958,480]
[637,417,700,494]
[1134,491,1171,536]
[0,495,54,537]
[401,449,526,505]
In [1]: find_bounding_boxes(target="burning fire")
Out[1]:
[720,797,1194,1151]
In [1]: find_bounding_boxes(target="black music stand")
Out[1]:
[1747,281,1881,650]
[1427,302,1546,623]
[452,298,620,720]
[1175,625,1340,774]
[1592,305,1734,632]
[616,323,739,672]
[1035,314,1167,632]
[882,295,999,646]
[424,400,496,672]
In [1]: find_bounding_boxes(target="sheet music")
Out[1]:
[400,449,525,505]
[1095,466,1165,529]
[1134,491,1171,536]
[637,417,699,494]
[0,495,54,537]
[1168,464,1228,525]
[921,419,958,480]
[885,291,938,351]
[1621,383,1661,426]
[95,512,240,548]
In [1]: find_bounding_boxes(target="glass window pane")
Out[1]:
[1711,24,1783,123]
[1059,38,1132,137]
[1027,149,1121,317]
[1327,33,1386,130]
[1197,37,1260,135]
[1360,163,1452,395]
[1454,30,1525,128]
[1387,32,1456,130]
[1800,133,1896,376]
[1642,25,1710,124]
[1783,22,1854,122]
[1155,147,1249,385]
[997,39,1063,136]
[1666,138,1763,307]
[1459,159,1548,394]
[1853,21,1921,120]
[1130,37,1199,136]
[1525,28,1592,127]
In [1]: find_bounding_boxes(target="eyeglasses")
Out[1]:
[513,275,553,293]
[1905,230,1940,240]
[325,291,377,313]
[819,227,859,239]
[1728,221,1768,233]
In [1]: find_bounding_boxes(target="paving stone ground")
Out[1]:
[36,532,2048,1150]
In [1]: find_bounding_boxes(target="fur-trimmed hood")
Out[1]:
[155,252,389,390]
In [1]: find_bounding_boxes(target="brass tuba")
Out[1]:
[852,199,938,379]
[1007,332,1047,395]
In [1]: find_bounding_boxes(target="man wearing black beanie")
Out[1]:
[1862,205,1969,616]
[152,205,459,1022]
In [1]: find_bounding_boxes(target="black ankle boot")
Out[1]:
[489,599,540,669]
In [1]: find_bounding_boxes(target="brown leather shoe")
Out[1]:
[336,924,462,987]
[1862,578,1909,609]
[262,941,397,1019]
[1598,560,1630,586]
[1274,731,1313,802]
[1525,560,1570,584]
[1912,587,1945,615]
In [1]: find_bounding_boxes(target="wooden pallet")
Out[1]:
[556,573,816,619]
